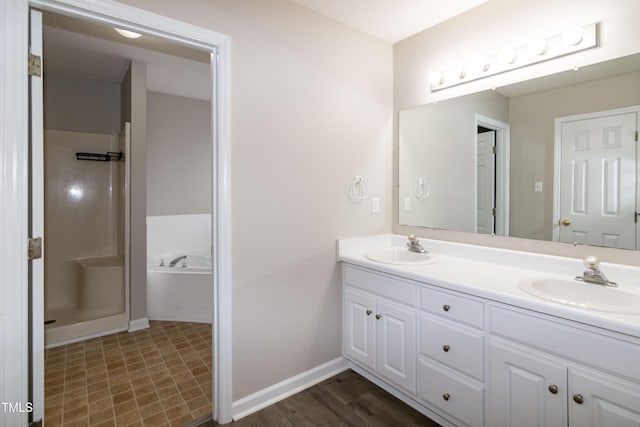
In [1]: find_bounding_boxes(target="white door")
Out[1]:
[343,288,375,369]
[559,111,637,249]
[477,131,496,234]
[375,300,416,393]
[569,368,640,427]
[488,340,567,427]
[29,8,45,424]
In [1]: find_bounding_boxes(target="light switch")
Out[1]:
[534,181,543,192]
[372,197,380,213]
[404,196,411,211]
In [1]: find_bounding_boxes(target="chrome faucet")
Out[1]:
[407,235,428,254]
[575,256,617,287]
[168,255,187,267]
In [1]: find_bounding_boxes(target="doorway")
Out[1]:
[14,1,232,424]
[553,106,639,249]
[475,114,511,236]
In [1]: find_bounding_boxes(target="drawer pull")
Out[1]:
[442,345,450,352]
[442,393,450,401]
[375,314,381,320]
[548,385,558,394]
[366,310,372,316]
[443,304,451,312]
[573,394,584,404]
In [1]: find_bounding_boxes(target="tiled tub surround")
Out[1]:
[147,214,212,323]
[338,234,640,427]
[44,321,212,427]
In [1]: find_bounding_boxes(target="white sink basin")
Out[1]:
[518,278,640,314]
[364,248,436,266]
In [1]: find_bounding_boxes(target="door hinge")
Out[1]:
[492,207,497,216]
[635,211,638,223]
[28,237,42,260]
[492,145,497,154]
[635,131,638,142]
[28,53,41,77]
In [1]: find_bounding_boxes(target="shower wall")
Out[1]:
[44,130,125,320]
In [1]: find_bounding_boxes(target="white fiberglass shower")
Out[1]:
[44,126,130,347]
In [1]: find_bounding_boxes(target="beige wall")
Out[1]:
[509,71,640,241]
[118,0,393,400]
[146,91,211,216]
[121,61,148,322]
[44,75,121,134]
[394,0,640,266]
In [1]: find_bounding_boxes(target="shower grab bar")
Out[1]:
[76,151,124,162]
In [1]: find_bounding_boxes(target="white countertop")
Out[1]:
[338,234,640,339]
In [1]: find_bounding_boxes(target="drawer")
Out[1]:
[343,264,417,307]
[420,314,484,381]
[489,306,640,381]
[420,286,484,329]
[419,358,484,427]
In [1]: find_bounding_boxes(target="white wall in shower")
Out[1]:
[44,130,124,316]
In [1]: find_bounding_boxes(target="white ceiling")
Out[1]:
[286,0,488,43]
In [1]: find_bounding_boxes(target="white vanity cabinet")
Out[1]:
[488,306,640,427]
[342,265,417,393]
[340,258,640,427]
[418,286,485,427]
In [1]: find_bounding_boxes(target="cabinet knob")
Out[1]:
[442,393,450,401]
[548,385,558,394]
[443,304,451,312]
[442,345,450,352]
[375,314,381,320]
[366,310,372,316]
[573,394,584,404]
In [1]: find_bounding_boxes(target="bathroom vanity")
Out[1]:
[338,235,640,427]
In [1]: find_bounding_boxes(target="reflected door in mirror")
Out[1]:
[477,130,496,234]
[558,110,638,249]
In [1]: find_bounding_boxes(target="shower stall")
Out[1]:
[44,126,130,347]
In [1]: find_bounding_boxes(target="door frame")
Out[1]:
[475,114,511,236]
[1,0,233,423]
[552,105,640,244]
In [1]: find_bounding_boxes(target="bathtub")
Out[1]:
[147,252,212,323]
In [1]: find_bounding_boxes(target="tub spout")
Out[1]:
[168,255,187,267]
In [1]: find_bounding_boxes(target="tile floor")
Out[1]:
[44,321,212,427]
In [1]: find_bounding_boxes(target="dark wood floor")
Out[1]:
[199,369,440,426]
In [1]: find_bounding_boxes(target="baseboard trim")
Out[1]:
[128,317,150,332]
[232,357,349,421]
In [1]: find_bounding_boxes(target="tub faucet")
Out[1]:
[407,235,428,254]
[168,255,187,267]
[575,256,617,287]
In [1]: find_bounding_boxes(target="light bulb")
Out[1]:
[448,64,465,80]
[497,47,516,66]
[471,57,490,74]
[428,71,444,86]
[526,37,547,57]
[114,28,142,39]
[562,26,583,46]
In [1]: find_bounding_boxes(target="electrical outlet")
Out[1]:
[404,197,411,211]
[372,197,380,213]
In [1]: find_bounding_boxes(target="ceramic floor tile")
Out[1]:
[45,321,212,426]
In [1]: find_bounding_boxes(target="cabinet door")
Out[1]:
[488,340,567,427]
[376,299,417,393]
[569,368,640,427]
[343,288,375,369]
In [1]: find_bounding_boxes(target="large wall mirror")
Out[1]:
[399,53,640,250]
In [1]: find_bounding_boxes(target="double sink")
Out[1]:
[363,247,640,315]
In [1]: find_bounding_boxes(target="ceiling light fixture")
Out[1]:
[114,27,142,39]
[428,22,597,93]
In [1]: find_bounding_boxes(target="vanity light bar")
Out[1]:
[429,23,597,92]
